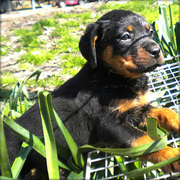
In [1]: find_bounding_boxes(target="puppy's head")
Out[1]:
[79,10,164,78]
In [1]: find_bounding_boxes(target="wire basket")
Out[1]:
[148,59,179,113]
[85,57,180,180]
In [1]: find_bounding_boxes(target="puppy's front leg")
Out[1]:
[131,134,180,173]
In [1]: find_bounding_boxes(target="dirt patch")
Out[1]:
[1,2,99,33]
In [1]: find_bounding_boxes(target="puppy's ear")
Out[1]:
[79,23,99,69]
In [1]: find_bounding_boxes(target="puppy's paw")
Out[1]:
[162,109,180,133]
[148,108,180,133]
[140,147,180,173]
[160,147,180,173]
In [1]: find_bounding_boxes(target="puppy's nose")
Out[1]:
[146,46,160,59]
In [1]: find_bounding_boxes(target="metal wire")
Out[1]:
[148,60,180,113]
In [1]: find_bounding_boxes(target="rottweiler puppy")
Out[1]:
[3,9,180,179]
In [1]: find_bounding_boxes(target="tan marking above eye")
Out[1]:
[126,25,133,32]
[145,24,150,30]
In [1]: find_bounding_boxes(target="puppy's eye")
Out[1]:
[149,30,154,36]
[121,34,131,41]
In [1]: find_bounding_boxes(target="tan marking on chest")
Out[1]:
[112,91,151,114]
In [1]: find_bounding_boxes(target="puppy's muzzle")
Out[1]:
[145,45,161,59]
[142,39,164,66]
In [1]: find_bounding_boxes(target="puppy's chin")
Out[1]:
[143,64,159,73]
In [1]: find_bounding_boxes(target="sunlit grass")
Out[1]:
[17,49,57,65]
[51,26,68,37]
[26,76,64,90]
[1,1,179,99]
[1,72,18,86]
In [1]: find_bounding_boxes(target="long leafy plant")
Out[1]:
[152,4,180,61]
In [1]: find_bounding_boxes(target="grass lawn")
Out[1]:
[1,0,179,100]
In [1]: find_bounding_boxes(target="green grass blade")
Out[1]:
[3,116,70,171]
[9,81,25,111]
[158,5,177,58]
[13,82,24,109]
[114,156,127,174]
[159,5,171,43]
[24,98,29,112]
[169,4,177,53]
[40,139,72,165]
[10,110,22,119]
[80,134,167,157]
[126,155,180,178]
[9,83,17,110]
[21,85,30,100]
[3,116,46,156]
[26,69,42,83]
[152,22,160,44]
[67,156,82,173]
[11,142,32,179]
[161,36,175,56]
[0,116,12,178]
[147,117,161,140]
[7,70,41,114]
[45,92,85,169]
[81,119,168,157]
[56,142,71,160]
[175,22,180,54]
[67,170,84,180]
[0,176,14,180]
[38,91,60,180]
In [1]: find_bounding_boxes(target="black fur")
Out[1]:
[3,9,164,179]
